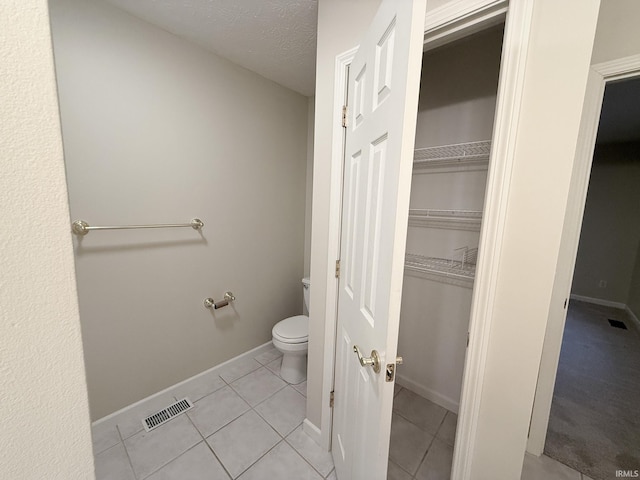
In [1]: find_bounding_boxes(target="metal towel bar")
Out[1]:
[72,218,204,236]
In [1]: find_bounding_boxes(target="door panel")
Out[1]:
[331,1,427,478]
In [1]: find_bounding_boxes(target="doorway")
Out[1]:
[388,25,505,479]
[543,77,640,479]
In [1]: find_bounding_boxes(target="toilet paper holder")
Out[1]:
[204,292,235,310]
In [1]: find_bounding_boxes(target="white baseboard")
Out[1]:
[624,305,640,335]
[303,418,323,447]
[395,374,459,414]
[92,341,274,427]
[569,294,626,310]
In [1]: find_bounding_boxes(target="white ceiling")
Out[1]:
[102,0,318,97]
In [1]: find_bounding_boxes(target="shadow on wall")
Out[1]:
[419,25,504,111]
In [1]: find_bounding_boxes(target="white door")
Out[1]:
[331,1,426,479]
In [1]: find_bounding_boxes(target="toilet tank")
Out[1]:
[302,277,310,313]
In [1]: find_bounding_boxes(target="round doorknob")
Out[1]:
[353,345,381,373]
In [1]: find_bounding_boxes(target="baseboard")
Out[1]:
[303,418,323,447]
[624,305,640,335]
[395,374,459,414]
[569,294,626,310]
[92,341,274,427]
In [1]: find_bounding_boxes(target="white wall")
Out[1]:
[468,1,600,477]
[307,0,382,430]
[398,27,503,411]
[571,142,640,303]
[527,0,640,459]
[0,0,94,477]
[50,0,309,420]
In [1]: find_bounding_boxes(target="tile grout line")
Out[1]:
[390,392,453,479]
[232,438,287,479]
[413,414,445,476]
[101,351,296,480]
[282,420,332,479]
[100,349,279,443]
[116,423,139,480]
[184,409,234,480]
[226,354,322,478]
[228,377,289,410]
[139,441,212,480]
[241,356,329,478]
[188,354,293,479]
[392,408,446,438]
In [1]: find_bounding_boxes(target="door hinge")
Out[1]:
[342,105,348,128]
[335,259,341,278]
[466,331,470,347]
[330,390,335,408]
[564,298,568,309]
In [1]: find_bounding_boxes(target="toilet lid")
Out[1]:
[273,315,308,342]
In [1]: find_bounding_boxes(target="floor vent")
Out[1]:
[608,319,628,330]
[142,398,193,432]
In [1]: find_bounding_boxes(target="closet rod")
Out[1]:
[71,218,204,236]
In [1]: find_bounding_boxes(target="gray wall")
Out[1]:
[414,26,504,148]
[592,0,640,65]
[627,237,640,318]
[572,142,640,305]
[50,0,309,420]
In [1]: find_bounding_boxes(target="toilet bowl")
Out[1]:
[272,278,309,384]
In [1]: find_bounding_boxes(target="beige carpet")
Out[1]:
[544,300,640,480]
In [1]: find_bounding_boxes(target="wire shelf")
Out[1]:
[413,140,491,172]
[405,253,476,280]
[408,209,483,231]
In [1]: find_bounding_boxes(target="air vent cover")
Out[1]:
[142,398,194,432]
[608,319,628,330]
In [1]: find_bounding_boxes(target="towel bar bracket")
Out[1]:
[204,292,235,310]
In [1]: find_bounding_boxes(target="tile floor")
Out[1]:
[388,385,456,479]
[91,346,330,480]
[92,344,594,480]
[389,384,593,480]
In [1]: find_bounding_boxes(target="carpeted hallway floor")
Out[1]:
[545,300,640,480]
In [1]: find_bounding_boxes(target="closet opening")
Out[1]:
[388,24,505,478]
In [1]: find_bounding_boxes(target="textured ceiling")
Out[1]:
[102,0,318,96]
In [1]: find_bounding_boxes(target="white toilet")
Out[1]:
[272,277,310,384]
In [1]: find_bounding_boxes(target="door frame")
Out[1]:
[318,0,536,460]
[527,53,640,456]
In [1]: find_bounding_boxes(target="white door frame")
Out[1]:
[527,53,640,456]
[319,0,537,459]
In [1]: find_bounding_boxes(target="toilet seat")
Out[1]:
[272,315,308,344]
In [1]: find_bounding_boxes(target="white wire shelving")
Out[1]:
[413,140,491,173]
[408,209,482,231]
[404,253,476,288]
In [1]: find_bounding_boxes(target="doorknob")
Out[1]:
[353,345,381,373]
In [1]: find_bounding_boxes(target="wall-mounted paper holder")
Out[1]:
[204,292,235,310]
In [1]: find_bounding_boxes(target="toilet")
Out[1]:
[272,277,310,384]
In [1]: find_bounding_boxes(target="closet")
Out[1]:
[395,25,505,414]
